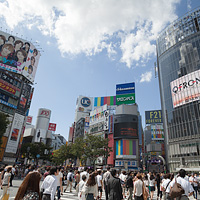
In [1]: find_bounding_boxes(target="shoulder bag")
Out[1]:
[169,178,185,198]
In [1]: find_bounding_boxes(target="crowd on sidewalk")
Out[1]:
[0,164,199,200]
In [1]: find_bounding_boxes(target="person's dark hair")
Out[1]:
[50,167,57,175]
[14,171,41,200]
[33,49,38,56]
[82,175,86,181]
[179,169,186,178]
[122,171,126,175]
[0,35,6,43]
[164,173,171,179]
[107,166,110,171]
[14,40,23,47]
[77,171,80,174]
[70,169,73,172]
[98,170,101,175]
[8,35,15,41]
[156,173,160,181]
[136,174,142,180]
[150,174,155,180]
[58,166,62,171]
[0,168,4,172]
[144,175,148,180]
[110,169,117,177]
[171,173,174,181]
[24,42,30,47]
[28,65,33,72]
[128,171,132,176]
[84,167,88,171]
[86,173,96,186]
[7,167,12,173]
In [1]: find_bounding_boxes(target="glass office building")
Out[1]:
[157,8,200,172]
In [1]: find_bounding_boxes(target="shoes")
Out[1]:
[64,189,66,192]
[70,191,72,193]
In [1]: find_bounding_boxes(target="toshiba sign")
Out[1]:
[170,69,200,108]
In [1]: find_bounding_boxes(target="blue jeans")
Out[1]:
[86,193,94,200]
[57,186,61,200]
[193,186,198,199]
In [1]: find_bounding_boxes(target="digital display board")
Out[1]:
[114,122,138,139]
[116,82,135,95]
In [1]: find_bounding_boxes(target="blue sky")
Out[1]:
[0,0,199,140]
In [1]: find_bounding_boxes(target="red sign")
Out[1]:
[0,79,20,95]
[26,116,33,124]
[48,123,57,131]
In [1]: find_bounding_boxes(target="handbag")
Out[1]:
[142,182,149,200]
[169,178,185,198]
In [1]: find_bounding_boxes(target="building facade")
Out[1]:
[157,8,200,171]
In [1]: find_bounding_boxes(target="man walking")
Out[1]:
[103,167,111,200]
[64,169,73,192]
[10,164,16,187]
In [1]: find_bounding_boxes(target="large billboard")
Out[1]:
[151,124,164,140]
[115,139,137,159]
[94,96,116,107]
[114,122,138,139]
[0,32,40,83]
[170,69,200,108]
[145,110,163,124]
[116,82,135,95]
[76,96,93,113]
[116,93,135,105]
[5,113,25,154]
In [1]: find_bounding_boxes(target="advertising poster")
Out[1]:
[107,134,114,165]
[34,129,47,143]
[145,110,163,124]
[26,116,33,124]
[116,93,135,105]
[170,69,200,108]
[48,123,57,131]
[94,96,116,107]
[151,124,164,140]
[0,79,20,97]
[5,113,25,154]
[116,139,137,159]
[0,31,40,83]
[116,82,135,95]
[76,96,93,113]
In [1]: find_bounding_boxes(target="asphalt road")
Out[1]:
[2,179,199,200]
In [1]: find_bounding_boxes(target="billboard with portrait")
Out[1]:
[0,31,40,83]
[170,69,200,108]
[5,113,25,154]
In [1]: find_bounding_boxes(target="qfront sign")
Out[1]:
[170,69,200,108]
[116,93,135,105]
[116,82,135,95]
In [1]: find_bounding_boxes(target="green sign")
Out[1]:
[116,93,135,105]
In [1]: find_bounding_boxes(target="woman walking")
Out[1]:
[149,174,156,200]
[15,171,41,200]
[155,174,162,200]
[82,173,98,200]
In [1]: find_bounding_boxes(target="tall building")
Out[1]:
[157,8,200,171]
[0,31,40,164]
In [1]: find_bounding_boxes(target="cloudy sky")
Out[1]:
[0,0,199,139]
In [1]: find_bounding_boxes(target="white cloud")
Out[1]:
[140,71,153,83]
[0,0,180,67]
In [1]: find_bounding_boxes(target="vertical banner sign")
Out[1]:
[5,113,25,154]
[48,123,57,131]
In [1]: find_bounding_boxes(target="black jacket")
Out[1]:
[126,175,133,188]
[108,176,123,200]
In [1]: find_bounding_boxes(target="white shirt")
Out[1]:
[12,167,16,175]
[161,178,171,191]
[67,172,73,181]
[96,175,102,187]
[57,171,63,186]
[41,175,58,200]
[80,171,89,181]
[82,184,98,197]
[119,174,126,182]
[149,179,155,186]
[134,179,143,196]
[166,177,194,196]
[189,176,198,187]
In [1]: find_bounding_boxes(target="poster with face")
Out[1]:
[5,113,25,154]
[0,31,40,83]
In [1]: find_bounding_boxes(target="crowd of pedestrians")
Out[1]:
[0,164,199,200]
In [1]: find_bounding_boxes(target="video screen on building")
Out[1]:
[114,122,138,139]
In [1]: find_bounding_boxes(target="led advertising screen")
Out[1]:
[116,93,135,105]
[0,31,40,83]
[94,96,116,107]
[114,122,138,139]
[145,110,163,124]
[170,69,200,108]
[116,139,137,159]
